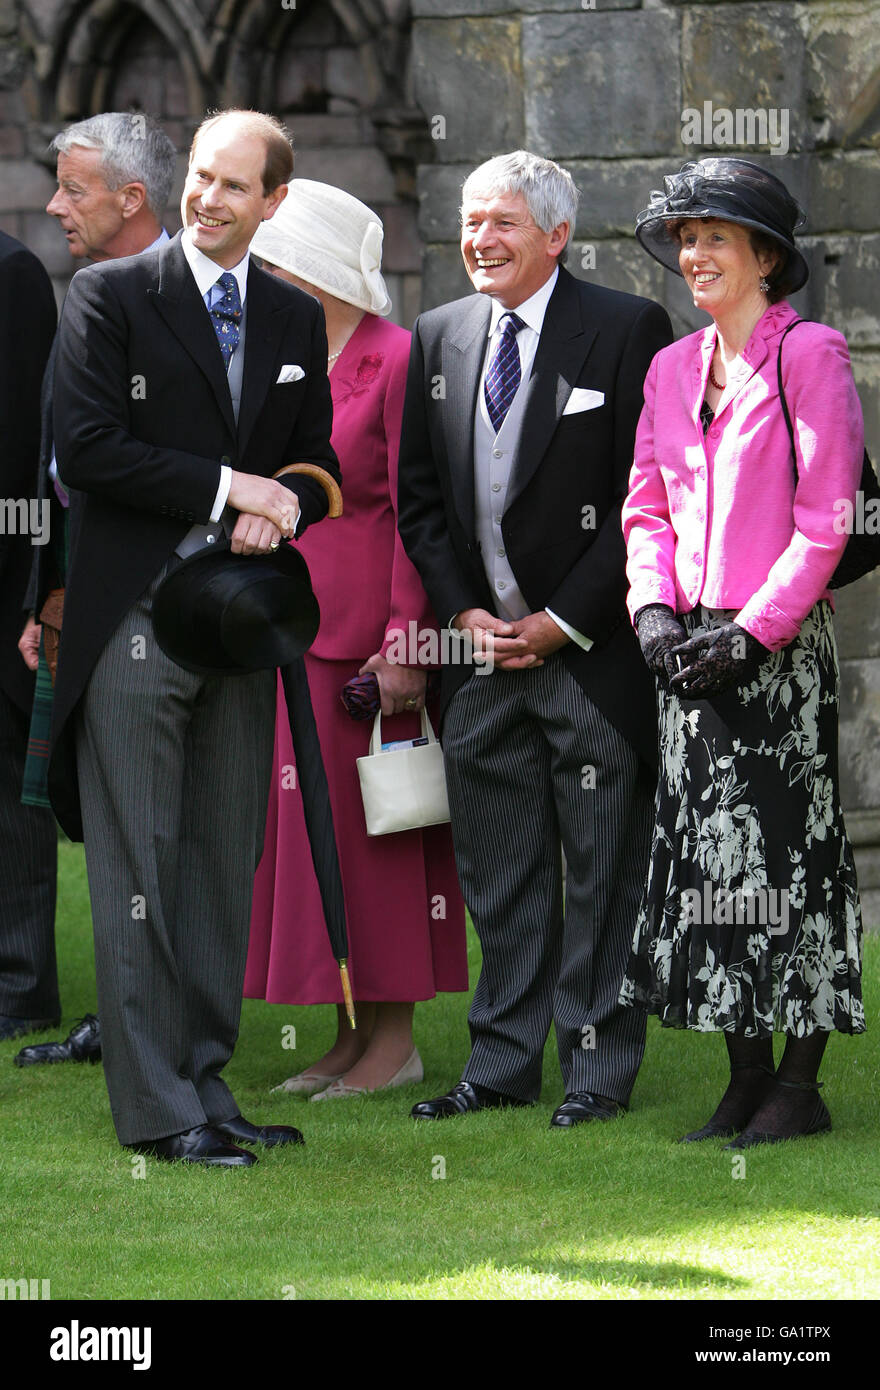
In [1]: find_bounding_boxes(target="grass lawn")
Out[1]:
[2,839,878,1302]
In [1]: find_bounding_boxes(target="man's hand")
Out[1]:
[452,608,567,671]
[19,616,41,671]
[227,471,300,540]
[229,512,286,556]
[496,611,568,670]
[360,653,427,716]
[452,607,528,667]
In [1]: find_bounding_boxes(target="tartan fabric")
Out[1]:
[22,506,68,809]
[484,312,524,433]
[22,633,54,808]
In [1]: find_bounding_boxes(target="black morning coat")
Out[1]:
[397,264,673,771]
[0,230,57,715]
[48,231,340,839]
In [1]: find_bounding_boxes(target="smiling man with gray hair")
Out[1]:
[398,149,673,1127]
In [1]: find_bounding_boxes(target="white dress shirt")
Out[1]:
[468,267,592,652]
[180,233,252,521]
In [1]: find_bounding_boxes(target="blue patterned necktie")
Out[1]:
[484,311,525,433]
[210,272,241,370]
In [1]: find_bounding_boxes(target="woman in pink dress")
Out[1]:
[245,181,468,1098]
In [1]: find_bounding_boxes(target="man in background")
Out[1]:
[0,230,57,1043]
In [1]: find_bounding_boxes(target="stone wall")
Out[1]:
[0,0,427,324]
[408,0,880,920]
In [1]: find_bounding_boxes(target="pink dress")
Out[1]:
[245,314,468,1003]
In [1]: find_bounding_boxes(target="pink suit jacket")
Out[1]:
[297,313,434,663]
[622,301,864,650]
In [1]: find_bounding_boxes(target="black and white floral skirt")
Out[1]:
[620,602,864,1036]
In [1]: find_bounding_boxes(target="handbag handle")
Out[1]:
[368,707,439,756]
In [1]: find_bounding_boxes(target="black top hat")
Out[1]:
[153,539,320,676]
[634,157,809,293]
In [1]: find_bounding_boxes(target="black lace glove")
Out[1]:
[634,604,687,684]
[669,622,767,698]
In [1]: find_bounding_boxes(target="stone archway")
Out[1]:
[15,0,426,320]
[216,0,428,323]
[27,0,205,126]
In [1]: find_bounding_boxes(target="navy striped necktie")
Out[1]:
[210,272,242,370]
[484,311,525,433]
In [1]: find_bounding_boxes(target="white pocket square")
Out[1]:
[563,388,605,415]
[276,364,305,384]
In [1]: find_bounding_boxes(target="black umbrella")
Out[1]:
[280,658,356,1029]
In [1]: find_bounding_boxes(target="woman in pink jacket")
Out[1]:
[620,158,865,1147]
[245,183,467,1098]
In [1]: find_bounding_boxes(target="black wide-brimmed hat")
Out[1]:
[635,157,809,292]
[153,539,319,676]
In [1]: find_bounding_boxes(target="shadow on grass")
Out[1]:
[465,1255,746,1291]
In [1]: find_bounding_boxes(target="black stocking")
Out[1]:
[734,1033,830,1140]
[680,1033,774,1141]
[776,1030,829,1084]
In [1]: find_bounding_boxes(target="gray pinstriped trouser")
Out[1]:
[443,655,652,1105]
[76,568,275,1145]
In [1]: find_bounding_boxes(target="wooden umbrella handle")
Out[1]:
[273,462,343,518]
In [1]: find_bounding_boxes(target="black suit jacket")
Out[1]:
[23,334,68,626]
[0,232,57,714]
[397,265,672,768]
[49,231,339,839]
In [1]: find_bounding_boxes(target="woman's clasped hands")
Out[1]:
[636,603,767,698]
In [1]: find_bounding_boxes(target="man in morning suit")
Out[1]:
[0,231,57,1042]
[49,109,340,1166]
[397,151,673,1127]
[15,112,177,1069]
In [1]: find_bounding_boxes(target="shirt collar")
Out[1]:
[487,265,559,337]
[181,231,250,305]
[142,228,169,254]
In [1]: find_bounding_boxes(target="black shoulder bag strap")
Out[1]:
[776,318,805,482]
[777,317,880,589]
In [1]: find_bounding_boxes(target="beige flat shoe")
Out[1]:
[271,1069,346,1097]
[310,1049,424,1101]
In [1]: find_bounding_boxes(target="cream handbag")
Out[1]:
[356,709,451,836]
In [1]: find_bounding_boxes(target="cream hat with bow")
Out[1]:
[251,179,392,316]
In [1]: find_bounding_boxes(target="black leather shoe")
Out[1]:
[127,1124,257,1167]
[410,1080,529,1119]
[14,1013,101,1066]
[0,1013,60,1043]
[216,1113,304,1147]
[550,1092,625,1128]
